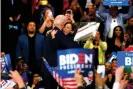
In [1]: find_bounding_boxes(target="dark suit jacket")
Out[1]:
[44,27,81,67]
[16,33,45,63]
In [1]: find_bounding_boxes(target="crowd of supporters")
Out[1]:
[1,0,133,89]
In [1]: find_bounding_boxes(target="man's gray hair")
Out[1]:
[54,15,67,26]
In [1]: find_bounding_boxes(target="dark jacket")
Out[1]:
[16,33,45,64]
[44,27,81,67]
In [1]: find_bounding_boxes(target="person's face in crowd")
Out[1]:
[112,60,117,70]
[44,9,52,18]
[33,74,42,85]
[95,31,100,41]
[63,23,73,35]
[46,20,53,27]
[27,22,36,33]
[105,62,111,72]
[71,0,79,10]
[22,63,29,72]
[110,6,118,17]
[114,26,122,37]
[128,17,133,26]
[65,11,72,21]
[88,5,96,16]
[65,13,71,21]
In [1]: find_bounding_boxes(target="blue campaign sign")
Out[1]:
[57,48,94,78]
[108,52,117,63]
[117,51,133,67]
[0,54,12,73]
[103,0,129,6]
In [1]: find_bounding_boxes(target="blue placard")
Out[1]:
[57,48,94,78]
[117,51,133,67]
[0,54,12,73]
[108,52,117,63]
[103,0,129,6]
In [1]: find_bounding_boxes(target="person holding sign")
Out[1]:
[84,31,107,68]
[97,0,133,40]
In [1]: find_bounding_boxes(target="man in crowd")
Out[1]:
[16,21,45,87]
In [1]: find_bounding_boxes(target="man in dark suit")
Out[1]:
[44,15,81,89]
[16,21,45,87]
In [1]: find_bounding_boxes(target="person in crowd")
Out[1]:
[81,3,101,22]
[98,0,133,40]
[127,16,133,26]
[16,21,45,87]
[112,66,133,89]
[39,7,54,36]
[30,74,43,89]
[105,62,115,89]
[74,69,108,89]
[32,1,54,30]
[43,15,67,89]
[80,3,105,40]
[121,26,133,50]
[105,62,111,73]
[43,15,81,89]
[69,0,83,22]
[62,22,76,36]
[111,59,117,76]
[64,9,75,23]
[15,58,32,87]
[106,26,128,56]
[84,31,107,68]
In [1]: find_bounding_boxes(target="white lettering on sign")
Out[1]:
[59,54,93,65]
[125,57,133,66]
[85,54,92,64]
[126,53,133,56]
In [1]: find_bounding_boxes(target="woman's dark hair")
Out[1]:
[64,22,77,34]
[41,7,52,16]
[112,25,124,43]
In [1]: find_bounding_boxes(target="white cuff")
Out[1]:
[112,82,120,89]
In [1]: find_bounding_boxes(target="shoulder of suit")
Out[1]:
[19,34,27,39]
[36,33,44,38]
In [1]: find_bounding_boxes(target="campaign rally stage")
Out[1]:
[103,0,129,6]
[117,51,133,67]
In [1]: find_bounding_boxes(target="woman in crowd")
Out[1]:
[51,22,80,50]
[84,31,107,68]
[98,0,133,40]
[39,7,54,36]
[106,26,124,57]
[63,22,75,37]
